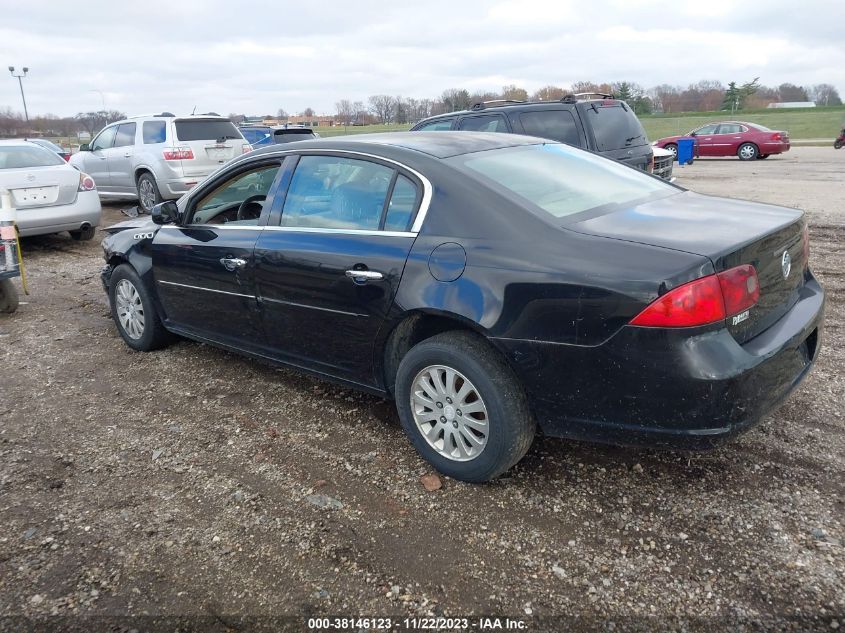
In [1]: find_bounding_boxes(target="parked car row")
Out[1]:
[653,121,791,161]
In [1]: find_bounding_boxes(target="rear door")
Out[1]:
[152,159,285,350]
[172,118,248,179]
[714,123,745,155]
[578,102,651,170]
[107,122,137,193]
[254,153,422,386]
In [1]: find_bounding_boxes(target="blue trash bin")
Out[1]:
[677,137,696,165]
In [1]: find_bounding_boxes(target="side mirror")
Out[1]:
[79,143,90,151]
[151,200,179,225]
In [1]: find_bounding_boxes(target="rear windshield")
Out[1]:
[0,145,65,169]
[175,120,242,142]
[452,143,676,220]
[585,104,648,151]
[274,129,317,143]
[33,139,63,152]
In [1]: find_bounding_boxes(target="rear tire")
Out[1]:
[69,225,96,241]
[0,278,19,314]
[108,264,173,351]
[137,173,162,214]
[665,143,678,161]
[757,154,770,160]
[738,143,758,161]
[834,140,844,150]
[394,331,535,482]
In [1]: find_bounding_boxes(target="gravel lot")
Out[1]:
[1,147,843,632]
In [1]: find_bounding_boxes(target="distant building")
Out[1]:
[767,102,816,109]
[277,115,338,127]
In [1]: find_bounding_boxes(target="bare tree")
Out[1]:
[809,83,842,106]
[368,95,395,124]
[532,85,567,101]
[302,107,315,117]
[352,101,366,124]
[501,85,528,101]
[440,88,471,113]
[73,110,126,136]
[335,99,354,124]
[276,108,288,119]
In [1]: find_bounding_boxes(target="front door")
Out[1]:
[691,124,719,157]
[83,125,116,189]
[106,122,137,193]
[254,153,422,386]
[152,160,285,350]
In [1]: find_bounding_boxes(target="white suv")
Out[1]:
[70,113,251,212]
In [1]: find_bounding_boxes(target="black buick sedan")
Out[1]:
[101,132,824,482]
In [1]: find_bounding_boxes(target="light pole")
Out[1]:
[8,66,29,123]
[89,89,106,112]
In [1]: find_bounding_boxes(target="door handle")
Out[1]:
[123,152,131,158]
[345,269,383,282]
[220,257,247,271]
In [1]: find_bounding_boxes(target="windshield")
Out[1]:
[0,145,66,169]
[175,119,242,142]
[452,143,677,220]
[585,104,648,151]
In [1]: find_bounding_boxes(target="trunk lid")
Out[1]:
[173,118,248,178]
[0,165,79,208]
[567,191,807,342]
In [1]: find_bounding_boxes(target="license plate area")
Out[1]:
[13,186,59,206]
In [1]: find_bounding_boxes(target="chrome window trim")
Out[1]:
[157,280,253,299]
[180,148,432,235]
[157,225,416,238]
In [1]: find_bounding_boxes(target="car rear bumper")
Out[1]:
[492,273,825,450]
[761,141,790,153]
[15,191,102,237]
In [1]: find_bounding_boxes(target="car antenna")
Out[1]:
[191,106,197,115]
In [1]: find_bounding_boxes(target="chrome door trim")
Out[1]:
[260,296,368,318]
[157,280,253,298]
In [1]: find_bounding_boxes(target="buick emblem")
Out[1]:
[781,250,791,279]
[26,173,36,182]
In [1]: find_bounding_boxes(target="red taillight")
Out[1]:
[162,147,194,160]
[242,144,253,154]
[77,172,96,192]
[772,132,782,141]
[631,265,760,328]
[717,264,759,316]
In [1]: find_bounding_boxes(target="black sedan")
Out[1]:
[100,132,825,482]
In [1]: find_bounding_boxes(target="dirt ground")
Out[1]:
[1,147,843,632]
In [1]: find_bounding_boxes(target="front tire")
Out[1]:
[137,173,162,214]
[394,331,535,482]
[738,143,758,161]
[665,143,678,160]
[108,264,173,351]
[0,278,19,314]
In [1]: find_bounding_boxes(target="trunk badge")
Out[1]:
[26,173,36,182]
[781,250,791,279]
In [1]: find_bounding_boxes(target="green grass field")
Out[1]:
[311,106,845,141]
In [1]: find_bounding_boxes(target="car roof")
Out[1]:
[0,139,44,146]
[248,131,545,160]
[415,97,624,126]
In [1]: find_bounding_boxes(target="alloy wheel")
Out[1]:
[410,364,489,462]
[115,279,145,340]
[139,179,156,211]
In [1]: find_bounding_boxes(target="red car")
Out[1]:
[654,121,790,161]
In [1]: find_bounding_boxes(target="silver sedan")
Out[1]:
[0,140,101,240]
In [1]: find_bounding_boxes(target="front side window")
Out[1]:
[189,164,280,225]
[453,143,677,221]
[113,123,137,148]
[692,124,718,136]
[91,126,117,151]
[143,121,167,144]
[0,145,64,169]
[458,115,509,132]
[416,119,454,131]
[519,110,580,145]
[281,156,394,230]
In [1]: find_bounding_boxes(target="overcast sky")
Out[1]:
[1,0,842,118]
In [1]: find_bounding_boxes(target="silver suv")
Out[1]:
[70,113,251,212]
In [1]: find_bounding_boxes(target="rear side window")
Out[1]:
[113,123,137,148]
[143,121,167,144]
[416,119,454,131]
[519,110,580,145]
[718,124,744,134]
[281,156,394,230]
[587,105,648,151]
[384,174,419,231]
[175,120,242,142]
[458,115,509,132]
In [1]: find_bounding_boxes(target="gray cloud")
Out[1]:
[1,0,842,117]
